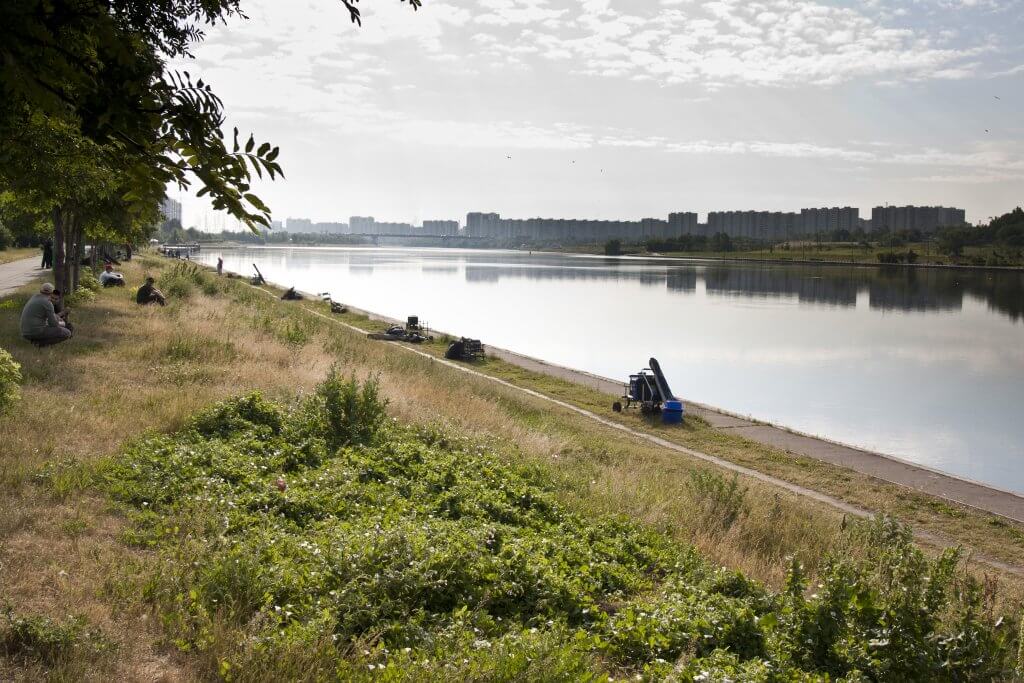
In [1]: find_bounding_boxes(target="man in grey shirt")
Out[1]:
[20,283,72,347]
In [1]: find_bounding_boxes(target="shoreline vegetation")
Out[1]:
[1,254,1023,679]
[168,239,1024,273]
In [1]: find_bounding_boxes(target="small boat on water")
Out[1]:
[159,242,201,257]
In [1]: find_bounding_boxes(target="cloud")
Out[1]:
[990,63,1024,77]
[479,0,995,88]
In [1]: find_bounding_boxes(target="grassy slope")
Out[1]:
[328,306,1024,571]
[0,249,37,266]
[0,254,1022,680]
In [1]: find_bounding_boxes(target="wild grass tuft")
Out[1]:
[1,605,114,666]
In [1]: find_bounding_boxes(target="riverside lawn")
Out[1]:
[0,254,1021,680]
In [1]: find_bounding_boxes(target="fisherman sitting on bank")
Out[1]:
[99,263,126,287]
[136,276,167,306]
[20,283,72,347]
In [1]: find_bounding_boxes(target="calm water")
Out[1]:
[198,246,1024,495]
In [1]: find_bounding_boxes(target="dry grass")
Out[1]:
[0,249,37,266]
[1,253,1021,680]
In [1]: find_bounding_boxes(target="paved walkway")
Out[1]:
[485,346,1024,524]
[0,257,44,297]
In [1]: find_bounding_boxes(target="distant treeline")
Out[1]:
[937,207,1024,256]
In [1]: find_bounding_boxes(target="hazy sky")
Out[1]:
[172,0,1024,229]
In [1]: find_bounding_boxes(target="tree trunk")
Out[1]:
[69,220,83,292]
[52,207,70,295]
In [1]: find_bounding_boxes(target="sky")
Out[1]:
[170,0,1024,230]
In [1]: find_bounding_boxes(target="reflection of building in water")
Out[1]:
[667,269,697,293]
[461,262,710,296]
[868,272,962,313]
[961,272,1024,323]
[705,266,858,306]
[463,265,662,288]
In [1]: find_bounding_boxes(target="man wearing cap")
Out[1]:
[136,276,166,306]
[20,283,72,347]
[99,263,125,287]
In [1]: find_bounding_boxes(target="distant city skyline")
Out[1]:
[169,0,1022,230]
[186,203,969,235]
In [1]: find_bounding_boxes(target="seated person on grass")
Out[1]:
[136,276,166,306]
[20,283,72,347]
[99,263,126,287]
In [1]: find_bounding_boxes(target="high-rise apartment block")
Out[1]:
[423,220,460,236]
[159,197,182,224]
[465,213,687,241]
[285,217,312,232]
[668,212,699,235]
[870,206,966,233]
[280,203,967,243]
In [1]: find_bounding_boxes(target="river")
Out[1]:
[196,246,1024,495]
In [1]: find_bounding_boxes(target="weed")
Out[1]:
[0,346,21,414]
[0,605,114,665]
[305,368,388,451]
[163,334,237,363]
[686,469,750,533]
[34,457,100,501]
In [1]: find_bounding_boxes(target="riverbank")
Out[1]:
[550,243,1024,272]
[1,254,1023,678]
[269,278,1024,525]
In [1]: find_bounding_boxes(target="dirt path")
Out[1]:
[0,257,43,297]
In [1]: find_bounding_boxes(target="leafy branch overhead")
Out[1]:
[0,0,419,231]
[341,0,421,26]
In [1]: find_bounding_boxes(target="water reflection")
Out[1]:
[461,255,1022,320]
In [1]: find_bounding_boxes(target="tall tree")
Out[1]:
[1,0,419,289]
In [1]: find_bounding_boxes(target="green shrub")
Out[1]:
[161,261,217,299]
[0,605,113,665]
[769,516,1016,681]
[79,271,101,292]
[65,286,96,306]
[0,346,22,414]
[300,369,388,451]
[686,469,749,532]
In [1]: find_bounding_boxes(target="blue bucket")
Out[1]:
[662,400,684,425]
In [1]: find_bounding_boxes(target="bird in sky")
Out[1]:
[985,129,990,133]
[994,95,1001,100]
[506,155,512,159]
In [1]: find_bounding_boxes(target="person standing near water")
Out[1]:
[40,239,53,269]
[217,256,223,275]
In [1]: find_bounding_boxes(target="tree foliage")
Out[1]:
[0,0,419,290]
[1,0,421,228]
